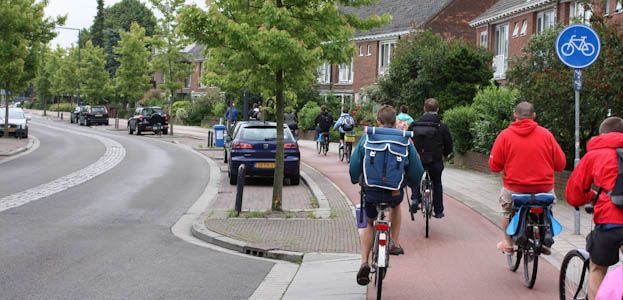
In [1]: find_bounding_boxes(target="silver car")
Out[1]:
[0,108,30,138]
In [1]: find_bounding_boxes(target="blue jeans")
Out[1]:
[411,160,444,214]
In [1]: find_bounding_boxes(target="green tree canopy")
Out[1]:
[54,46,80,101]
[47,46,65,99]
[378,31,493,114]
[80,41,111,104]
[114,22,152,108]
[179,0,389,210]
[91,0,106,48]
[34,46,52,107]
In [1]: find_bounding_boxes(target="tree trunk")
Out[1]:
[169,90,174,135]
[272,69,285,211]
[3,95,9,139]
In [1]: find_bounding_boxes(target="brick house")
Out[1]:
[317,0,498,106]
[152,43,209,100]
[470,0,623,80]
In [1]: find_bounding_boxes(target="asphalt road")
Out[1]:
[300,146,560,300]
[0,118,273,300]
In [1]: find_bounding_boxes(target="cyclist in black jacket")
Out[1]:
[408,98,453,218]
[314,105,334,142]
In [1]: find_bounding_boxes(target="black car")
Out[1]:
[79,105,109,126]
[128,107,169,135]
[70,106,86,124]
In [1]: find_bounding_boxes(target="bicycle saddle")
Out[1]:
[511,193,555,206]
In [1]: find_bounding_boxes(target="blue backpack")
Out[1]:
[363,127,414,190]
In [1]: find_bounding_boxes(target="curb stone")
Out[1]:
[0,137,34,156]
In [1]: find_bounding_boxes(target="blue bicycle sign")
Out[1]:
[556,24,600,69]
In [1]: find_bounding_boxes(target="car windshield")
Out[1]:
[7,109,25,119]
[239,126,293,141]
[143,108,164,115]
[91,107,107,113]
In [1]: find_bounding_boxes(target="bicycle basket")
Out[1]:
[345,133,356,143]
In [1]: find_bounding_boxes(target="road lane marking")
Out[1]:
[0,122,126,213]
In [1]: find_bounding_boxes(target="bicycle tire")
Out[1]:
[339,145,344,161]
[317,141,321,154]
[559,249,590,300]
[376,267,385,299]
[346,144,352,163]
[523,232,539,288]
[425,198,430,238]
[507,249,523,272]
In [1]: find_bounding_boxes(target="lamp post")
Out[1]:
[56,27,81,106]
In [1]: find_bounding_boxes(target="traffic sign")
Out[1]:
[556,24,601,69]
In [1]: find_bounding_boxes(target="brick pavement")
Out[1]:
[0,137,28,155]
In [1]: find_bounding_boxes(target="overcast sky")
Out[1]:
[45,0,206,48]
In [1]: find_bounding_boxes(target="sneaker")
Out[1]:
[389,244,404,255]
[540,246,552,256]
[433,212,445,219]
[356,263,371,285]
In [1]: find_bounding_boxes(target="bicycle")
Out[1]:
[360,191,392,300]
[419,171,433,238]
[340,132,356,162]
[316,132,329,156]
[561,35,596,57]
[506,193,555,289]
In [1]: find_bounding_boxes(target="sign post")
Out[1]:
[556,24,600,235]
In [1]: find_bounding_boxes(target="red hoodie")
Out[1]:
[565,132,623,224]
[489,119,566,192]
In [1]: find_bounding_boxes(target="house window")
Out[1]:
[571,2,592,24]
[338,60,353,84]
[603,0,611,15]
[367,45,372,56]
[378,40,396,75]
[520,20,528,36]
[616,0,622,12]
[494,23,509,79]
[317,63,330,84]
[359,45,364,56]
[184,74,192,88]
[480,31,488,48]
[536,9,556,34]
[512,22,520,37]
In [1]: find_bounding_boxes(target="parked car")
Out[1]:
[228,121,300,185]
[70,105,86,124]
[79,105,109,126]
[224,121,248,163]
[0,108,30,138]
[127,106,169,135]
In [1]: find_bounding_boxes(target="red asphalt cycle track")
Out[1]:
[300,146,559,300]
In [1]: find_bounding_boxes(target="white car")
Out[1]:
[0,108,30,138]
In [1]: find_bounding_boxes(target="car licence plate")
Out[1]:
[255,162,275,169]
[95,114,103,117]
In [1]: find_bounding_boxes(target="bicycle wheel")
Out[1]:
[523,229,539,288]
[339,145,344,161]
[559,249,590,300]
[323,139,328,156]
[507,248,523,272]
[316,140,321,154]
[376,267,385,299]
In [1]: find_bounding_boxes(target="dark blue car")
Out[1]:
[228,121,300,185]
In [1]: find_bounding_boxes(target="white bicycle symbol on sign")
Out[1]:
[560,35,596,57]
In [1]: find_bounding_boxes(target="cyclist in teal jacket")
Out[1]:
[349,105,423,285]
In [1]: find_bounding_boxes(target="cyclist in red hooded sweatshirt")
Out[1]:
[489,101,566,255]
[565,117,623,300]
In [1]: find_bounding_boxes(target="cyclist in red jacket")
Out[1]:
[489,101,566,254]
[565,117,623,300]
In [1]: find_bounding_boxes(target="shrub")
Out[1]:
[212,101,226,122]
[443,106,478,154]
[48,102,74,112]
[470,85,518,154]
[298,101,321,130]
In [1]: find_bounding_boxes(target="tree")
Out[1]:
[47,47,65,102]
[0,0,63,137]
[102,0,157,75]
[80,41,111,105]
[150,0,193,136]
[54,46,80,102]
[34,46,52,112]
[378,31,493,114]
[114,22,152,109]
[91,0,106,48]
[179,0,389,210]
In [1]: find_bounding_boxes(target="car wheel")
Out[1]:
[224,151,228,163]
[163,128,169,135]
[105,121,109,126]
[290,175,300,186]
[128,123,134,135]
[85,120,90,126]
[229,171,237,185]
[136,125,142,135]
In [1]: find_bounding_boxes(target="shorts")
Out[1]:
[340,132,345,140]
[363,188,403,220]
[499,187,556,217]
[586,226,623,266]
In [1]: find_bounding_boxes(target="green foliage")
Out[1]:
[443,106,478,154]
[507,19,623,167]
[80,41,112,104]
[352,100,377,126]
[114,22,152,107]
[54,47,80,100]
[34,46,52,107]
[48,102,74,112]
[378,31,493,114]
[212,101,226,121]
[91,0,106,48]
[298,101,321,130]
[470,85,518,154]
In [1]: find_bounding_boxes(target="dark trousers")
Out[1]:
[411,160,444,214]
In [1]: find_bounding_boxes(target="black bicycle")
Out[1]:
[506,193,555,289]
[360,192,392,300]
[340,132,356,162]
[317,132,329,156]
[420,171,433,238]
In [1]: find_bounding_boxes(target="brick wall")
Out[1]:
[352,41,378,95]
[508,13,534,59]
[425,0,498,45]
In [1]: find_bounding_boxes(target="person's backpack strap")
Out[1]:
[608,148,623,208]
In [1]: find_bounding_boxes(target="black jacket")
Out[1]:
[315,112,333,132]
[408,112,453,163]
